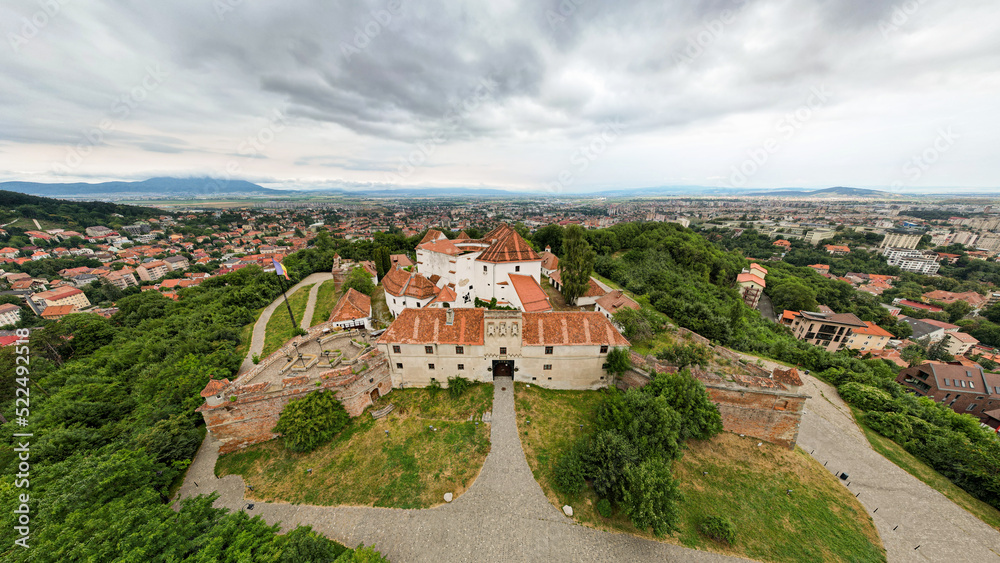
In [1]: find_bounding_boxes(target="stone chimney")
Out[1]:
[445,307,455,326]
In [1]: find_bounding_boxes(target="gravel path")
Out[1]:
[179,376,750,562]
[299,279,326,330]
[737,353,1000,563]
[237,272,333,375]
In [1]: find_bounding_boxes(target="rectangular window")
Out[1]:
[393,345,401,354]
[483,265,487,272]
[545,346,553,355]
[428,363,435,370]
[457,363,465,370]
[970,382,975,389]
[515,265,520,272]
[602,363,610,369]
[961,380,967,387]
[543,364,552,370]
[425,345,433,354]
[500,347,507,355]
[944,378,950,386]
[967,403,977,411]
[396,363,403,369]
[600,345,609,354]
[456,346,464,355]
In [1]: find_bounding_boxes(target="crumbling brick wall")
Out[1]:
[703,385,806,449]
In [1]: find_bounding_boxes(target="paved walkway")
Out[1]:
[178,376,750,562]
[738,353,1000,563]
[299,280,327,330]
[238,272,333,375]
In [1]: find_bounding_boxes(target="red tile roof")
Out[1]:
[539,251,559,271]
[378,308,485,345]
[509,274,552,312]
[41,304,77,318]
[522,311,629,347]
[390,254,414,267]
[477,228,540,264]
[418,229,446,245]
[329,288,371,323]
[418,238,462,255]
[737,273,765,287]
[595,290,640,316]
[200,378,231,397]
[852,321,893,338]
[382,268,439,299]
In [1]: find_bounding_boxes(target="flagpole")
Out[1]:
[273,259,298,330]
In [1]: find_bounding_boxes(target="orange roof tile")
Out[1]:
[852,321,893,338]
[418,229,446,245]
[477,229,540,263]
[418,238,462,255]
[595,290,640,315]
[509,274,552,312]
[329,288,371,323]
[200,378,231,397]
[522,311,629,347]
[378,308,485,345]
[737,272,766,287]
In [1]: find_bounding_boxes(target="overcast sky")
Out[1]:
[1,0,998,193]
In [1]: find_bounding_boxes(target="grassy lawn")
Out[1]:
[309,279,340,327]
[370,286,391,328]
[215,384,494,508]
[853,408,1000,531]
[260,284,314,359]
[540,275,575,311]
[235,306,266,359]
[515,384,885,563]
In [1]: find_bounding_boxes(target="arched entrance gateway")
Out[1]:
[492,359,514,379]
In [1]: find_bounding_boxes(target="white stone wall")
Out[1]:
[386,293,434,318]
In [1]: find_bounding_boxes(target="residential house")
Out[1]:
[137,261,171,281]
[327,287,372,330]
[41,305,77,320]
[0,303,21,326]
[164,255,189,271]
[944,331,980,357]
[32,286,91,310]
[896,363,1000,428]
[824,244,851,256]
[785,309,867,352]
[845,321,894,352]
[595,290,640,323]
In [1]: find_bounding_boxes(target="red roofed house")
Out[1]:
[32,286,91,310]
[41,304,77,320]
[896,363,1000,428]
[328,287,372,330]
[415,224,543,311]
[0,303,22,327]
[824,244,851,256]
[737,264,767,309]
[382,267,444,317]
[785,309,867,352]
[595,290,640,322]
[377,308,629,390]
[846,321,894,352]
[944,331,979,357]
[539,246,560,276]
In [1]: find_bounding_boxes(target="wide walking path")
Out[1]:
[238,272,332,375]
[738,353,1000,563]
[178,377,750,562]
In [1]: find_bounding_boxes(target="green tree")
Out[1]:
[344,266,376,296]
[373,246,392,279]
[655,342,711,370]
[605,347,631,379]
[944,300,973,323]
[561,225,596,304]
[585,430,639,503]
[611,307,665,342]
[644,369,723,441]
[900,343,926,367]
[768,277,819,313]
[272,390,350,452]
[621,457,682,537]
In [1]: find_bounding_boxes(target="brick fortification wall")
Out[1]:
[198,323,392,454]
[622,330,808,449]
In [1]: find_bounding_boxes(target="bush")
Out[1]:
[700,515,736,544]
[838,382,893,412]
[447,375,473,398]
[251,353,260,364]
[428,379,442,394]
[553,441,588,495]
[596,498,613,518]
[272,390,350,453]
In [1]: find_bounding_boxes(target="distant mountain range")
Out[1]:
[0,177,285,197]
[0,178,984,199]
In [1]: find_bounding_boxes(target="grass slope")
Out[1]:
[260,284,314,359]
[310,279,340,327]
[853,408,1000,531]
[215,384,493,509]
[515,383,885,563]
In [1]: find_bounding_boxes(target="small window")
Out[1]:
[532,377,537,381]
[456,346,464,355]
[961,380,967,388]
[393,299,396,304]
[970,382,975,389]
[428,363,435,370]
[425,345,433,354]
[416,303,421,308]
[545,346,553,355]
[602,363,609,369]
[393,345,401,354]
[483,265,487,272]
[396,363,403,369]
[457,363,465,370]
[515,265,520,272]
[500,347,507,355]
[600,345,608,353]
[547,377,552,380]
[944,378,950,386]
[967,403,977,411]
[543,364,552,370]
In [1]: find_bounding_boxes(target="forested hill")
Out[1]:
[0,190,165,228]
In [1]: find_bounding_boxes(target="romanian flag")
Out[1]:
[272,258,290,280]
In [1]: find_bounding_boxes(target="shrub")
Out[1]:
[447,375,473,398]
[428,379,442,394]
[553,441,588,494]
[621,458,682,537]
[838,382,893,412]
[272,390,349,452]
[596,498,612,518]
[251,353,260,364]
[699,515,736,545]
